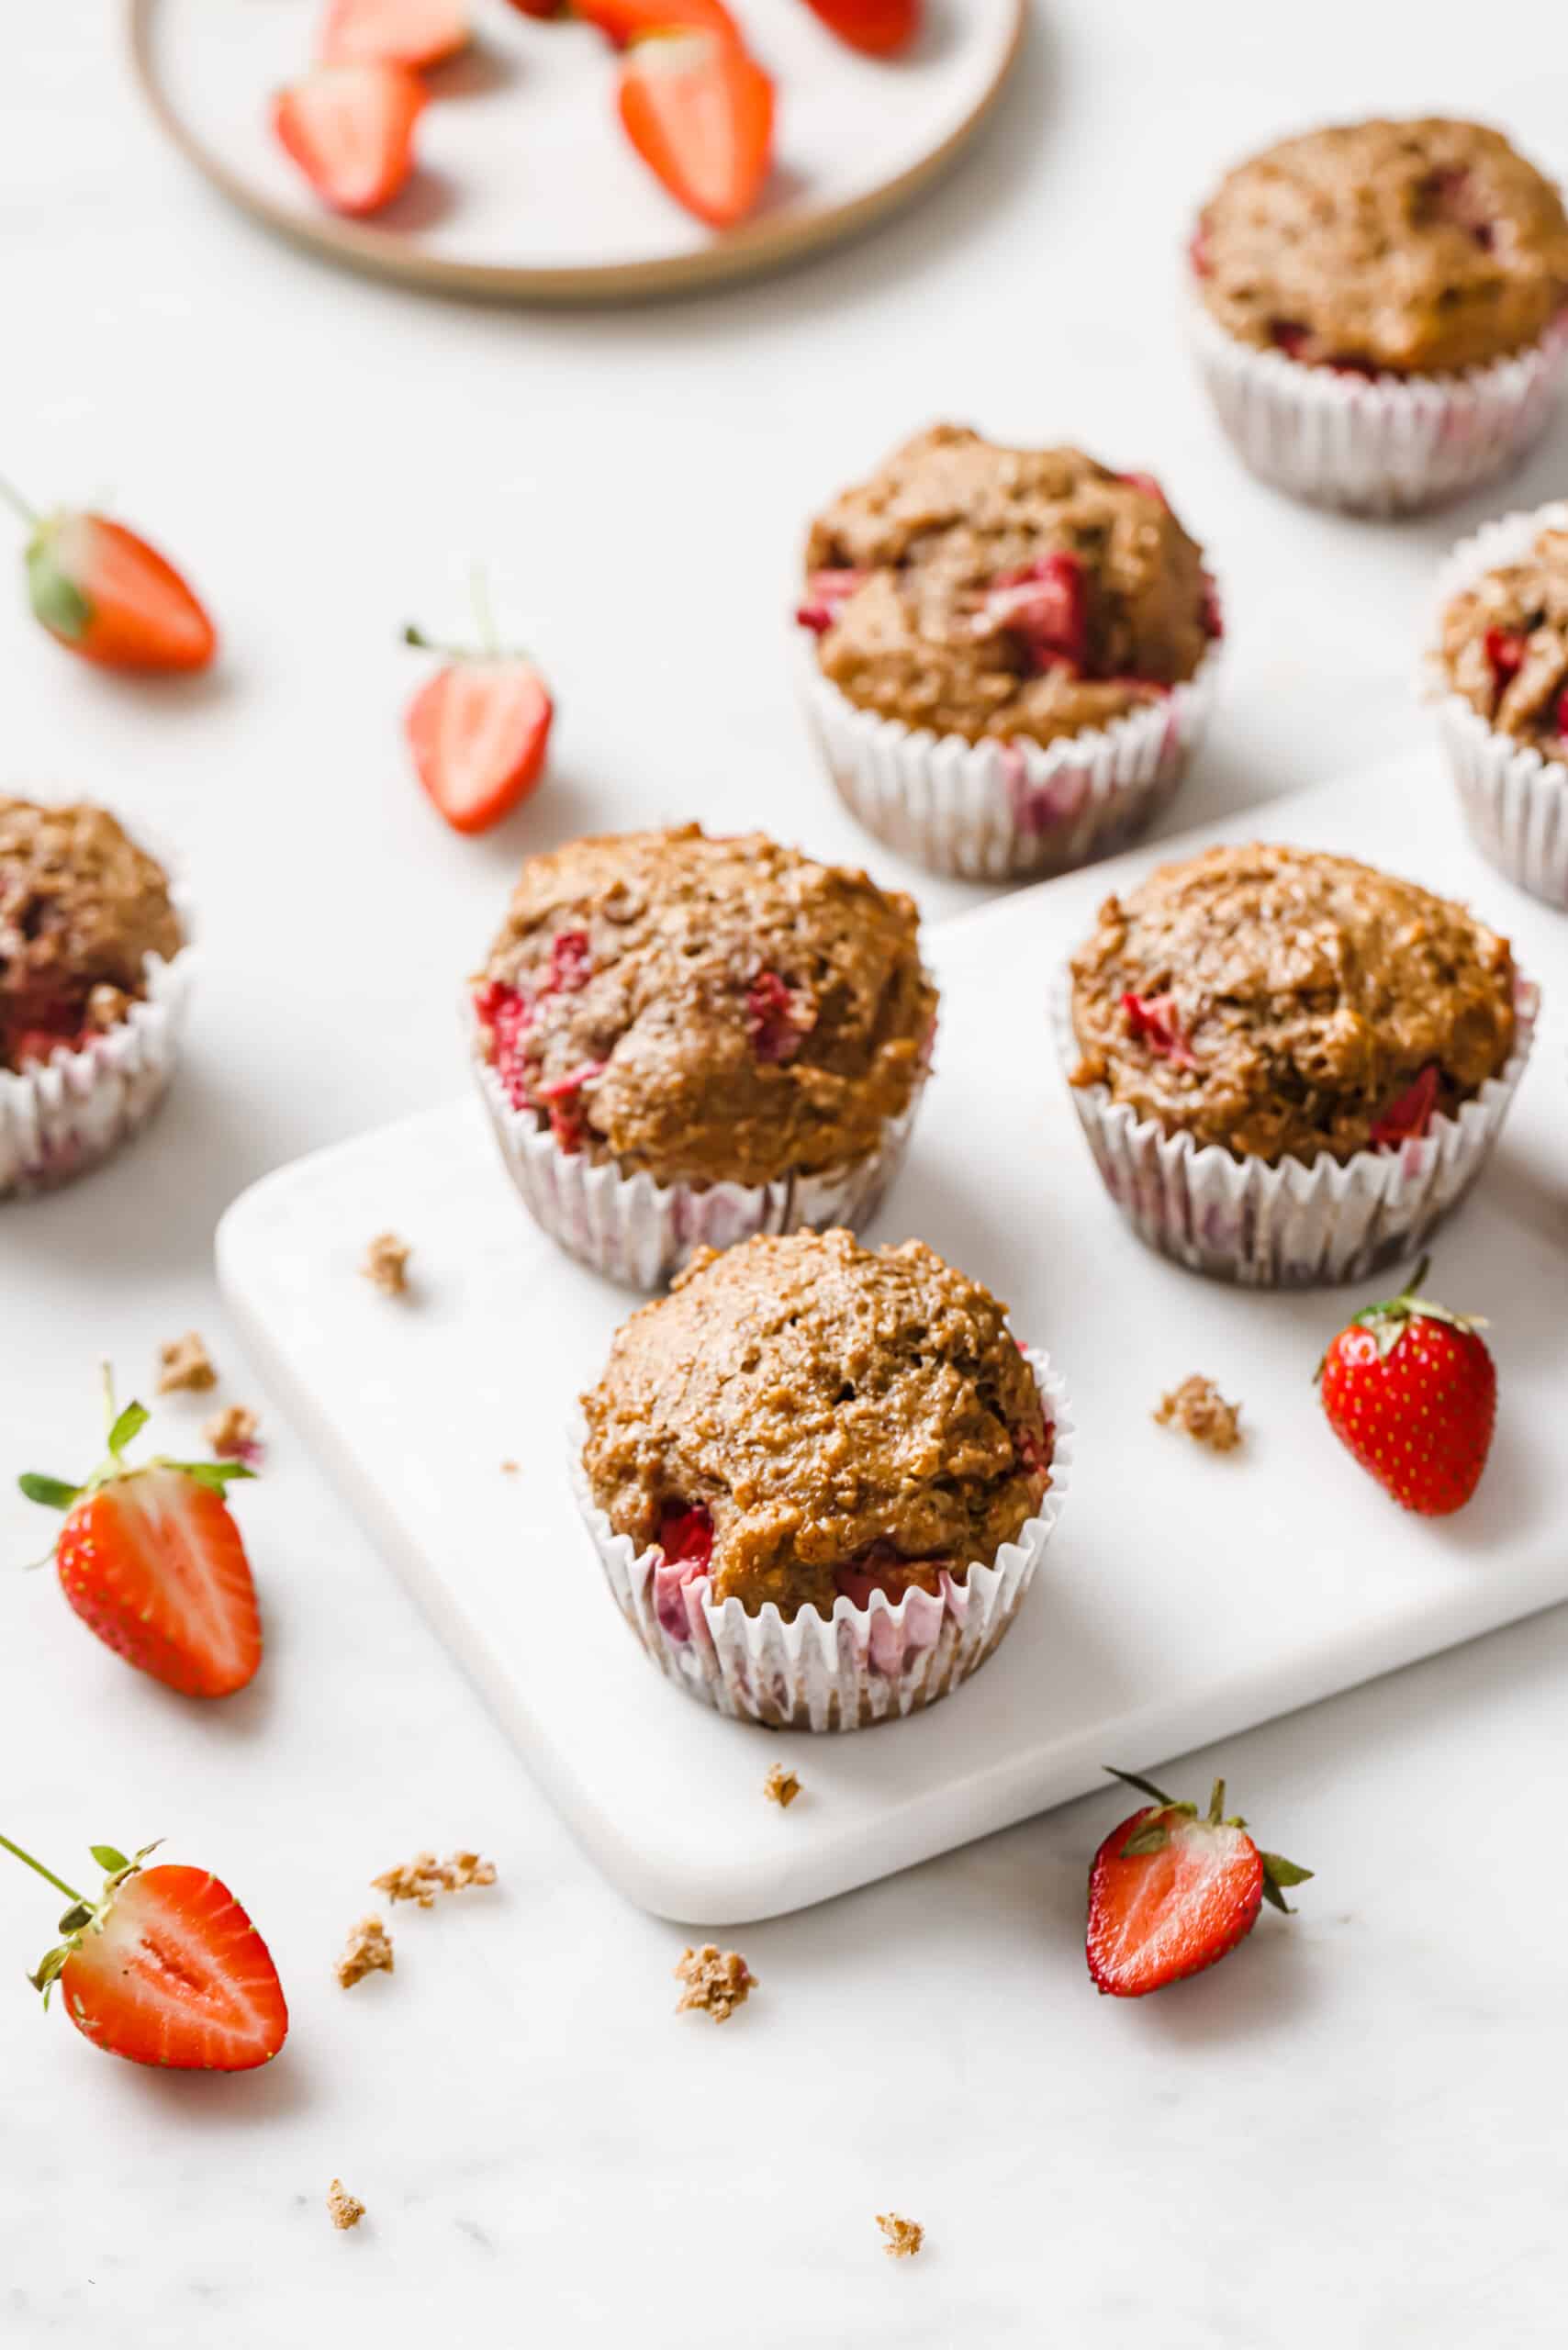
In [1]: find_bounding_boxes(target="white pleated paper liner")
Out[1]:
[468,996,928,1292]
[1427,500,1568,908]
[1190,300,1568,517]
[1049,967,1539,1289]
[0,880,197,1202]
[799,640,1223,884]
[568,1346,1074,1734]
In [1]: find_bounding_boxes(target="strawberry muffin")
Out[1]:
[1,797,196,1197]
[1430,501,1568,905]
[572,1228,1073,1729]
[796,426,1223,879]
[1190,118,1568,511]
[469,826,935,1289]
[1057,844,1534,1285]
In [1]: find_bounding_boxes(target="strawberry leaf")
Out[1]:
[1118,1820,1171,1858]
[89,1845,129,1875]
[106,1401,150,1456]
[17,1474,80,1511]
[1104,1765,1179,1808]
[1260,1852,1314,1914]
[179,1460,255,1492]
[55,1901,93,1933]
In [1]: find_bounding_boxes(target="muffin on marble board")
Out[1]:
[1189,117,1568,512]
[1055,843,1534,1286]
[468,825,936,1290]
[0,796,196,1197]
[571,1227,1074,1731]
[1429,501,1568,906]
[795,426,1223,881]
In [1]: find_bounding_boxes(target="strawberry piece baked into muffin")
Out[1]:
[1,798,196,1197]
[572,1229,1073,1730]
[797,426,1223,880]
[1430,502,1568,905]
[469,826,936,1289]
[1057,844,1534,1287]
[1190,118,1568,512]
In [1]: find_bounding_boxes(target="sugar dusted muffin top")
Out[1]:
[800,426,1218,750]
[1069,844,1517,1166]
[473,827,935,1190]
[580,1228,1052,1622]
[1193,118,1568,376]
[1439,523,1568,755]
[0,798,182,1073]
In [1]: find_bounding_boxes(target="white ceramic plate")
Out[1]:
[216,756,1566,1924]
[129,0,1025,300]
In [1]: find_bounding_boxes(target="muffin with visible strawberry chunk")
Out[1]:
[1,797,196,1197]
[796,426,1223,880]
[1429,500,1568,905]
[1190,118,1568,512]
[1057,843,1534,1286]
[572,1227,1073,1730]
[468,825,935,1289]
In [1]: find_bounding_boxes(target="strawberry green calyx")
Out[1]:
[17,1364,253,1525]
[1316,1256,1488,1379]
[403,565,532,667]
[0,1830,162,2006]
[0,481,94,643]
[1103,1766,1313,1914]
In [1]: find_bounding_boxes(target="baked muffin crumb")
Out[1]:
[327,2179,365,2232]
[371,1850,497,1908]
[205,1404,260,1463]
[1155,1375,1243,1453]
[876,2213,924,2259]
[1439,525,1568,755]
[0,797,183,1074]
[335,1916,394,1989]
[156,1331,217,1394]
[674,1944,753,2021]
[763,1765,801,1809]
[362,1231,411,1296]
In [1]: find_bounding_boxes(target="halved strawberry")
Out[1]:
[21,1376,261,1700]
[1087,1768,1311,1998]
[799,0,920,54]
[0,483,216,673]
[617,29,775,230]
[403,590,554,835]
[318,0,468,66]
[3,1834,287,2071]
[273,62,426,218]
[576,0,739,45]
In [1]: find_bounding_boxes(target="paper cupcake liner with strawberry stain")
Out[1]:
[1190,301,1568,517]
[0,890,197,1202]
[1426,499,1568,909]
[799,639,1223,884]
[1048,967,1539,1289]
[568,1347,1073,1733]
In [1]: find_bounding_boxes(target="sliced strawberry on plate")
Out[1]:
[2,1832,287,2070]
[403,582,554,835]
[1087,1768,1311,1998]
[799,0,921,55]
[318,0,469,67]
[273,62,427,218]
[1316,1256,1496,1516]
[20,1374,261,1699]
[617,28,775,230]
[576,0,739,45]
[0,481,216,673]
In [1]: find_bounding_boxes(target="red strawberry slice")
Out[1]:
[1316,1256,1496,1516]
[1369,1062,1439,1149]
[795,566,868,632]
[1116,470,1168,508]
[547,929,593,994]
[1484,627,1528,685]
[1269,319,1312,360]
[4,1836,287,2071]
[981,551,1089,673]
[9,499,217,674]
[657,1503,714,1567]
[535,1058,606,1150]
[745,969,814,1063]
[798,0,920,56]
[576,0,739,40]
[273,62,426,218]
[474,979,535,1109]
[318,0,468,67]
[404,608,554,837]
[1121,990,1196,1069]
[1087,1769,1310,1998]
[617,28,775,231]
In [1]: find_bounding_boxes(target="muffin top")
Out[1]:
[0,798,182,1073]
[580,1229,1053,1622]
[473,826,935,1190]
[799,425,1218,750]
[1069,844,1517,1165]
[1193,118,1568,375]
[1439,523,1568,755]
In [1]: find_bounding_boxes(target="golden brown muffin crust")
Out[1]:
[1193,118,1568,375]
[476,827,935,1190]
[801,426,1217,749]
[1439,525,1568,753]
[1070,844,1517,1166]
[0,798,181,1070]
[580,1229,1052,1621]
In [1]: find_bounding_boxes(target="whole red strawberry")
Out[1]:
[1087,1768,1311,1998]
[1316,1257,1495,1516]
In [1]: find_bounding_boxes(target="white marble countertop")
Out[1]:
[3,5,1564,2342]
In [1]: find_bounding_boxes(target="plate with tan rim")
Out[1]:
[129,0,1026,304]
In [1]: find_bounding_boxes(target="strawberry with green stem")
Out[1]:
[20,1368,262,1698]
[2,1830,288,2070]
[0,476,216,673]
[1087,1766,1312,1998]
[1316,1257,1496,1516]
[403,568,554,834]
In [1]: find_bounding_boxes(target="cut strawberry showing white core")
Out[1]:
[274,62,427,218]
